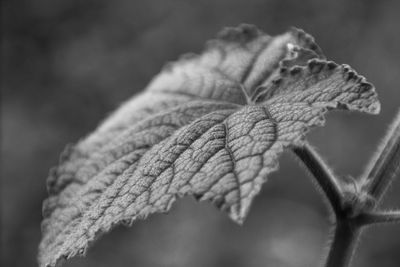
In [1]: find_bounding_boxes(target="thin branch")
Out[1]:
[362,109,400,203]
[293,143,343,216]
[356,210,400,226]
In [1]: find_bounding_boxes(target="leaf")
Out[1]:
[38,24,380,267]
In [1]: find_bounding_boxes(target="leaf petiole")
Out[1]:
[356,210,400,226]
[293,143,343,216]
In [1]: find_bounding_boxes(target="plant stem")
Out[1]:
[356,210,400,226]
[325,210,400,267]
[324,220,361,267]
[294,125,400,267]
[293,143,343,215]
[362,109,400,203]
[293,143,362,267]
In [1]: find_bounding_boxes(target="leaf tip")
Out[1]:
[229,211,246,225]
[228,200,254,225]
[368,99,381,115]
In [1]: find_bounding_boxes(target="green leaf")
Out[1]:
[38,24,380,267]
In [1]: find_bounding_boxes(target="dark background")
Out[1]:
[2,0,400,266]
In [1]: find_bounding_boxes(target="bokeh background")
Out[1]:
[2,0,400,266]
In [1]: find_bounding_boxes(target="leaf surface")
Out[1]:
[39,24,380,267]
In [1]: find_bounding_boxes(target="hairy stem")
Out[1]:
[362,109,400,203]
[324,220,361,267]
[293,143,343,215]
[356,210,400,226]
[294,115,400,267]
[324,209,400,267]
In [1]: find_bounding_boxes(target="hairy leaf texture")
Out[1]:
[39,24,380,267]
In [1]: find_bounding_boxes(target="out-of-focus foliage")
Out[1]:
[2,0,400,267]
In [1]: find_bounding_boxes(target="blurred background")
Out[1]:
[2,0,400,266]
